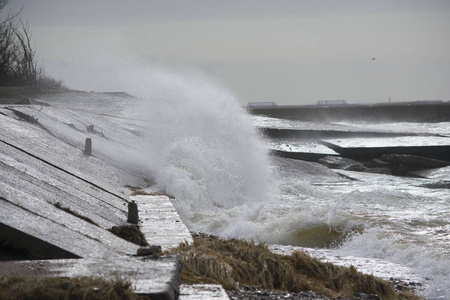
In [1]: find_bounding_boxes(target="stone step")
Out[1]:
[132,195,193,251]
[179,284,230,300]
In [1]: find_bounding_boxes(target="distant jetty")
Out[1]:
[248,100,450,122]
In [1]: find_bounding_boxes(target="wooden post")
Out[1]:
[84,138,92,156]
[128,201,139,224]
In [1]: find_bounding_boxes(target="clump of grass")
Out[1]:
[124,185,172,197]
[108,225,149,247]
[125,185,143,194]
[168,235,422,300]
[0,275,147,300]
[53,202,99,226]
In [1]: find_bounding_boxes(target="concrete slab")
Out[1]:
[259,127,415,140]
[3,105,146,168]
[0,154,123,229]
[0,198,139,259]
[321,136,450,161]
[132,195,193,251]
[179,284,230,300]
[409,166,450,180]
[0,255,182,300]
[0,109,143,199]
[324,136,450,148]
[269,141,339,161]
[0,94,205,298]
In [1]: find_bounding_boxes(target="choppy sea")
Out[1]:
[44,70,450,299]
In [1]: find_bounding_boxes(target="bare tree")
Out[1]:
[0,0,20,84]
[11,20,40,89]
[0,1,67,92]
[0,0,8,11]
[0,19,18,83]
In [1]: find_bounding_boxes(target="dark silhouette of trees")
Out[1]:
[0,0,67,93]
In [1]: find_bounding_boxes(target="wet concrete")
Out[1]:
[132,195,193,251]
[0,256,182,299]
[259,127,418,140]
[0,98,208,298]
[0,133,140,259]
[321,136,450,161]
[269,149,337,161]
[0,106,146,198]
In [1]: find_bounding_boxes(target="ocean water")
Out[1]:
[117,70,449,299]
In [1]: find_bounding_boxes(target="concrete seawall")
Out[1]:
[0,94,229,299]
[249,101,450,122]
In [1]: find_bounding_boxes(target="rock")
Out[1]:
[369,158,392,167]
[318,156,366,171]
[306,290,317,297]
[380,154,450,170]
[419,181,450,189]
[60,281,73,290]
[363,167,392,175]
[137,245,162,256]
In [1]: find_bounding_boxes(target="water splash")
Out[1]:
[135,69,272,236]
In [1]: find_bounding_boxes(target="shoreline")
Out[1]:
[186,232,423,300]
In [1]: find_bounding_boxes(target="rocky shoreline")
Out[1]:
[226,279,422,300]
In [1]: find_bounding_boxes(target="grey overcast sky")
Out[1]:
[2,0,450,104]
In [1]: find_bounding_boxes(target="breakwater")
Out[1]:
[248,101,450,122]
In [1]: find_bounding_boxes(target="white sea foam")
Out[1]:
[336,227,450,299]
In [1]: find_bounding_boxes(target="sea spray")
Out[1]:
[129,69,360,243]
[135,69,272,236]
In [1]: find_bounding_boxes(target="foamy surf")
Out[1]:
[112,68,449,299]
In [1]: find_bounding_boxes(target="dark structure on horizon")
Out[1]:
[248,100,450,123]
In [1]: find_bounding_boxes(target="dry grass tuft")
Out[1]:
[0,275,147,300]
[168,235,422,300]
[108,225,149,247]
